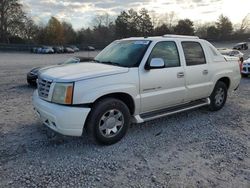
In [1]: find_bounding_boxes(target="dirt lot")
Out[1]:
[0,50,250,188]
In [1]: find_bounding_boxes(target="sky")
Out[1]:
[21,0,250,30]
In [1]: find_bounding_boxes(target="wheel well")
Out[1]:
[94,93,135,115]
[217,77,230,89]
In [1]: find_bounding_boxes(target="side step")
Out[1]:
[134,98,210,123]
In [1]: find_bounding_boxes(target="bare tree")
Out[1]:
[19,17,38,42]
[239,13,250,33]
[92,12,113,27]
[0,0,26,43]
[168,11,177,28]
[157,11,177,31]
[149,11,160,28]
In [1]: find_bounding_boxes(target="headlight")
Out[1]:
[52,83,74,105]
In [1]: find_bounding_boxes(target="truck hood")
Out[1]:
[39,62,129,82]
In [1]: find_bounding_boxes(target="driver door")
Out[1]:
[139,41,186,113]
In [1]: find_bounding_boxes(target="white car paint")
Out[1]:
[33,35,241,137]
[40,62,129,82]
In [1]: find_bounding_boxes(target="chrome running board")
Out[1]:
[133,98,210,123]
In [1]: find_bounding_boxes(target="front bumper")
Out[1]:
[32,91,91,136]
[241,64,250,75]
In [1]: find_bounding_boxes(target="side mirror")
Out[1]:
[147,58,165,70]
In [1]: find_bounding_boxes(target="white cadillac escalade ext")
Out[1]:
[33,35,241,145]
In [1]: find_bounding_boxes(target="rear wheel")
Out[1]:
[86,98,131,145]
[209,81,227,111]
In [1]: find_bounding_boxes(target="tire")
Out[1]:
[27,79,37,87]
[241,74,248,78]
[86,98,131,145]
[209,81,228,111]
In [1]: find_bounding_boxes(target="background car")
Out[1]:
[68,45,80,52]
[85,46,95,51]
[27,57,94,86]
[217,48,244,59]
[32,46,54,54]
[53,46,64,53]
[63,47,74,53]
[31,47,40,53]
[41,46,54,54]
[241,57,250,77]
[31,46,42,53]
[233,42,248,50]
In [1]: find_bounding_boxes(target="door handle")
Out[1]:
[177,72,184,78]
[203,70,208,75]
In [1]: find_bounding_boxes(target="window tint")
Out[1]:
[182,42,206,66]
[148,41,180,68]
[95,40,150,67]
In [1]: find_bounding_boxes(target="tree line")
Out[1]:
[0,0,250,46]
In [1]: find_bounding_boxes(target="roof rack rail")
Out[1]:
[163,34,199,39]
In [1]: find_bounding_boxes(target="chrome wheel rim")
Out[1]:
[215,88,225,106]
[99,109,124,138]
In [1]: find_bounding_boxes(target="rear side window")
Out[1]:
[182,42,206,66]
[148,41,180,68]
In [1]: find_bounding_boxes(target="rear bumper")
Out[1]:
[32,91,91,136]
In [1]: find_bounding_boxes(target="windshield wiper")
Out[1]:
[99,61,123,67]
[93,60,126,67]
[92,59,101,63]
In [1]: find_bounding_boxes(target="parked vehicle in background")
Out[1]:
[85,46,95,51]
[31,46,54,54]
[53,46,64,53]
[27,57,93,86]
[241,57,250,77]
[64,47,74,53]
[68,45,80,52]
[31,46,43,53]
[32,35,241,145]
[217,48,244,59]
[31,46,40,53]
[233,42,248,50]
[41,46,54,54]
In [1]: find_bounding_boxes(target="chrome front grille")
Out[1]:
[38,78,52,99]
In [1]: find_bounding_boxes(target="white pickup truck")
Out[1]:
[33,35,241,145]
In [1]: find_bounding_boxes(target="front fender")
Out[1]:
[73,70,140,114]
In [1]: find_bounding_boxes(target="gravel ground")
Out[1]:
[0,51,250,188]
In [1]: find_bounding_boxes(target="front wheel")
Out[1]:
[209,81,228,111]
[86,98,131,145]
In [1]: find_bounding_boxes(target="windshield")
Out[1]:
[94,40,151,67]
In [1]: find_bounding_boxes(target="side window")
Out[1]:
[148,41,180,68]
[182,42,206,66]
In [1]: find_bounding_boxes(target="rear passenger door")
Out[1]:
[181,41,211,101]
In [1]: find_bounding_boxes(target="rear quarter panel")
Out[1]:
[202,40,241,94]
[208,61,241,94]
